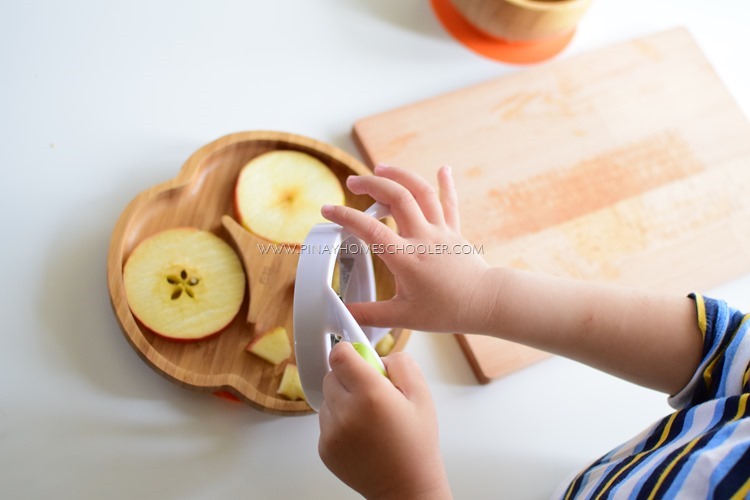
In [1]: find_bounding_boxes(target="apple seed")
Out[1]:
[166,269,201,301]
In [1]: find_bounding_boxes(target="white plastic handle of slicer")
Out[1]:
[293,202,390,411]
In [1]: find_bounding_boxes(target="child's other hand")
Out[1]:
[318,342,451,499]
[321,165,491,334]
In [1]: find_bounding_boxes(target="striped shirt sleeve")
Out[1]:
[669,294,750,409]
[558,294,750,499]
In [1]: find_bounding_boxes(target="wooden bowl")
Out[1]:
[450,0,592,42]
[107,131,410,415]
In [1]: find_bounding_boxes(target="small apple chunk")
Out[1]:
[375,332,395,356]
[234,150,345,244]
[331,260,341,297]
[247,326,292,365]
[276,364,306,401]
[123,228,246,340]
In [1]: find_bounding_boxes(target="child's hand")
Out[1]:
[318,342,451,500]
[321,165,492,334]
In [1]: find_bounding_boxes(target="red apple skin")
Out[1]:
[131,301,242,343]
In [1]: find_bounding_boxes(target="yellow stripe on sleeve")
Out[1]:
[730,476,750,500]
[647,439,700,500]
[647,395,748,499]
[695,294,707,337]
[593,412,679,500]
[702,312,750,393]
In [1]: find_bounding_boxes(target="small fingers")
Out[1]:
[322,368,348,408]
[346,299,409,328]
[321,204,402,254]
[437,166,460,231]
[374,165,445,225]
[382,352,433,406]
[345,175,426,237]
[321,204,409,271]
[318,401,340,465]
[328,341,389,394]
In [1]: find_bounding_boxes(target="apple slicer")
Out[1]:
[293,202,391,411]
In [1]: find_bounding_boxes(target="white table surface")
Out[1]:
[3,1,750,498]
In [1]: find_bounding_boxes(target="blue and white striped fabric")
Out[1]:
[558,294,750,499]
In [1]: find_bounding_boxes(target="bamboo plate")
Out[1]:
[107,131,410,415]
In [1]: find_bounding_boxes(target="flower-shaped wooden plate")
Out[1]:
[107,131,410,415]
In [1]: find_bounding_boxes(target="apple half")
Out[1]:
[123,228,246,340]
[234,150,345,244]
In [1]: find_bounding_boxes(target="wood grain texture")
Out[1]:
[450,0,591,42]
[108,131,409,414]
[352,28,750,383]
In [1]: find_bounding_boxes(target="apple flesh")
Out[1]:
[123,228,246,340]
[352,342,387,376]
[276,364,306,401]
[375,332,395,356]
[331,260,341,297]
[247,326,292,365]
[234,150,345,244]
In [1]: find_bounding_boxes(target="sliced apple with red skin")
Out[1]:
[234,150,345,244]
[276,364,306,401]
[247,326,292,365]
[123,228,246,341]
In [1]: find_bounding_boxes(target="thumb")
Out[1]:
[382,352,432,404]
[346,299,404,328]
[328,341,386,393]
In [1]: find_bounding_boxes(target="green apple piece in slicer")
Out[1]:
[352,342,387,377]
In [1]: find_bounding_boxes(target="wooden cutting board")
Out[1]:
[352,28,750,383]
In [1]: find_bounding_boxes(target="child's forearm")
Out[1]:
[323,166,704,395]
[472,267,703,395]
